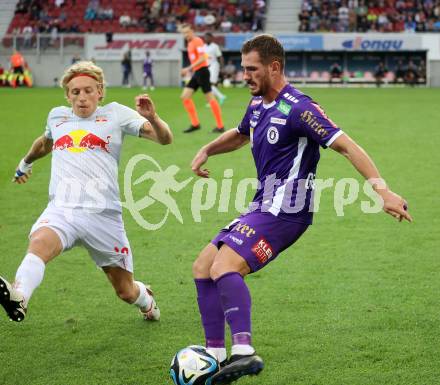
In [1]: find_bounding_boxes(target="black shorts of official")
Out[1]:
[186,66,212,93]
[13,66,24,74]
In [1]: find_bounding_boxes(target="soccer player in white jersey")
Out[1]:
[0,61,173,323]
[205,32,226,105]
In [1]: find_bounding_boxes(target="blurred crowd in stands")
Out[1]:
[9,0,265,37]
[299,0,440,32]
[326,58,426,85]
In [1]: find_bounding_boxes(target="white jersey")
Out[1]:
[205,42,222,84]
[205,42,222,67]
[45,102,146,213]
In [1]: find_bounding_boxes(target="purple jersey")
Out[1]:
[143,57,153,74]
[237,84,343,224]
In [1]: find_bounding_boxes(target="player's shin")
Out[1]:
[182,99,200,127]
[211,85,225,100]
[215,272,255,356]
[209,99,224,129]
[195,278,227,363]
[14,253,46,306]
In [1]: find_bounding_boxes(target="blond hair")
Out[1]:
[60,61,105,101]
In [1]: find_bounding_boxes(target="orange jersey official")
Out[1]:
[10,53,25,68]
[187,37,208,71]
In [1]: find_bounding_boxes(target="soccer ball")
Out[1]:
[222,78,232,88]
[170,345,219,385]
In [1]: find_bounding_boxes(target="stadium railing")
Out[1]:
[2,33,84,57]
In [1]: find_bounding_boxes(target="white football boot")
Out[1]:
[139,285,160,321]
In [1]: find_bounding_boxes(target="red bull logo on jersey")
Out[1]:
[252,237,273,264]
[52,129,111,153]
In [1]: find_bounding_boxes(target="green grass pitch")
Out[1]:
[0,86,439,385]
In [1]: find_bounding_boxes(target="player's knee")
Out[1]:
[29,236,48,251]
[28,236,57,262]
[192,258,201,277]
[192,256,210,278]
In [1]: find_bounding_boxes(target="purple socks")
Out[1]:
[195,272,253,349]
[195,278,225,347]
[215,272,252,346]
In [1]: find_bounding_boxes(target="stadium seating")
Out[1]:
[7,0,266,34]
[299,0,440,33]
[296,0,433,84]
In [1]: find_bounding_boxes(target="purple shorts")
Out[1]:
[211,211,309,273]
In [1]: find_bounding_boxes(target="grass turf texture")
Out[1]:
[0,86,439,385]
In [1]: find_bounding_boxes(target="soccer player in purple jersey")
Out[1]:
[190,35,412,384]
[142,51,155,90]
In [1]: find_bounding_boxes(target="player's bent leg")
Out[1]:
[194,243,227,364]
[28,227,63,264]
[103,266,139,303]
[0,227,62,322]
[210,245,264,384]
[102,266,159,321]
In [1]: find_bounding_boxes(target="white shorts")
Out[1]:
[29,204,134,272]
[209,63,220,84]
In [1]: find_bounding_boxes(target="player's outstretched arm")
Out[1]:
[191,128,249,178]
[136,94,173,145]
[330,133,412,222]
[13,135,53,184]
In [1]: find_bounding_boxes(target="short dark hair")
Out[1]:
[241,34,285,71]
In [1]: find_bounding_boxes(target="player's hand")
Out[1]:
[135,94,156,121]
[191,150,210,178]
[379,189,412,222]
[12,159,33,184]
[181,67,190,77]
